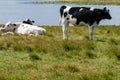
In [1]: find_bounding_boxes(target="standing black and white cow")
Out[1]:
[59,5,112,40]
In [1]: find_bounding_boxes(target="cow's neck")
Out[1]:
[95,17,104,25]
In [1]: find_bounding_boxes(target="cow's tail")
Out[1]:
[59,18,61,26]
[59,5,66,26]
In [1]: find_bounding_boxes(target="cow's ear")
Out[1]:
[103,7,109,13]
[107,9,110,13]
[103,7,107,11]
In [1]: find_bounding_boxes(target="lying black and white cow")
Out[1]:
[59,5,112,40]
[0,21,46,36]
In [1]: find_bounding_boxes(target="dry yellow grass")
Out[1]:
[60,0,120,5]
[64,0,120,2]
[32,0,120,5]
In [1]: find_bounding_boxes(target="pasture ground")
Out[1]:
[0,25,120,80]
[32,0,120,5]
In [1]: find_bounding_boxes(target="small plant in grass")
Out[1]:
[109,38,119,45]
[24,46,33,52]
[29,53,42,61]
[85,51,97,59]
[115,52,120,60]
[65,64,79,73]
[106,45,120,60]
[62,41,82,52]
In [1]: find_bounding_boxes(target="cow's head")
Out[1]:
[22,18,35,25]
[102,7,112,19]
[0,21,16,32]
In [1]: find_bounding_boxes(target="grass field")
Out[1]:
[64,0,120,5]
[0,25,120,80]
[64,0,120,2]
[31,0,120,5]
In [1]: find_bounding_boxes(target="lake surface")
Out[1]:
[0,0,120,26]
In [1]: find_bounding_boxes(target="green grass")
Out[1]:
[0,25,120,80]
[30,0,120,5]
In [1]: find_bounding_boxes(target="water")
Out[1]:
[0,0,120,26]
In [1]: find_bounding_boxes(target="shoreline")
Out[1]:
[28,0,120,5]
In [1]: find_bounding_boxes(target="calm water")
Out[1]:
[0,0,120,25]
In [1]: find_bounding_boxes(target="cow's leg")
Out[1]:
[62,22,69,40]
[88,26,94,40]
[29,31,39,36]
[35,33,39,36]
[1,32,14,35]
[29,34,35,36]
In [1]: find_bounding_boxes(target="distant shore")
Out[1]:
[30,0,120,5]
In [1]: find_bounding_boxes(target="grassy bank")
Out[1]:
[0,25,120,80]
[31,0,120,5]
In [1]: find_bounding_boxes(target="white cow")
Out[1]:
[0,21,46,36]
